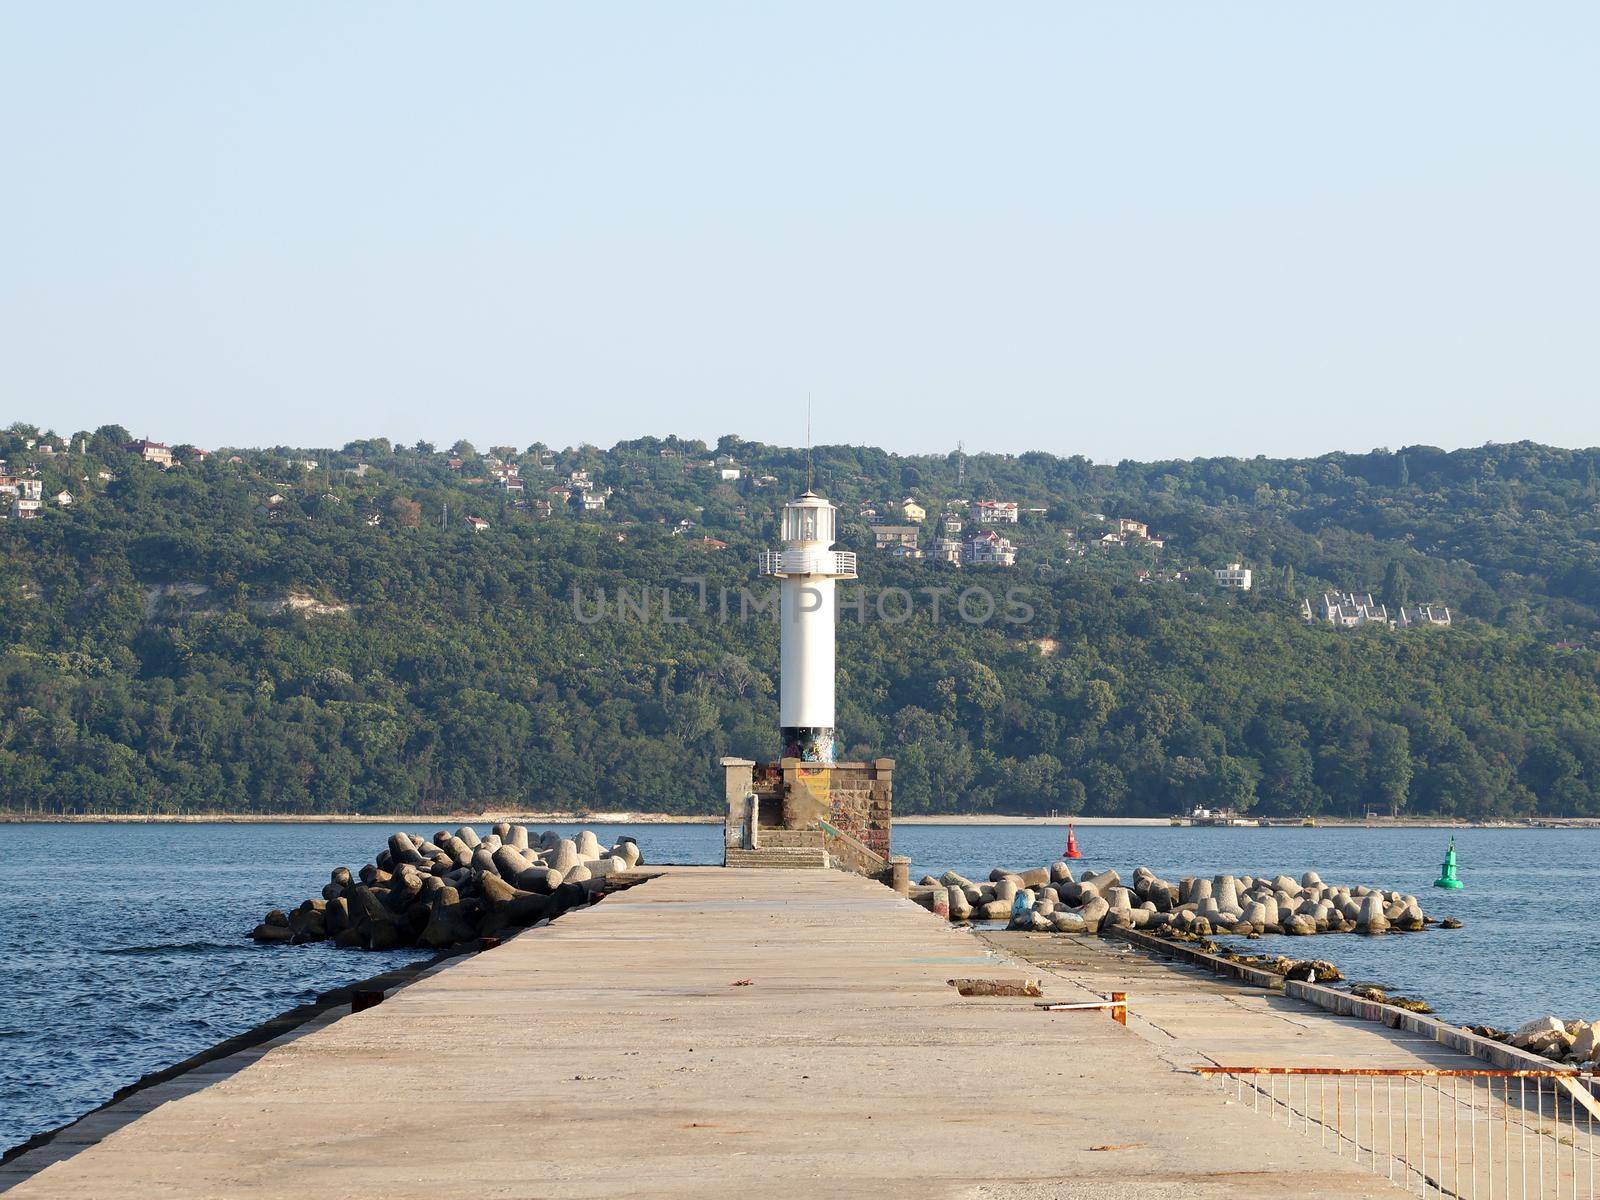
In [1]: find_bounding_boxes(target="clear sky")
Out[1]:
[2,3,1596,460]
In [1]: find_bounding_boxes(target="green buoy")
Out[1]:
[1433,836,1464,889]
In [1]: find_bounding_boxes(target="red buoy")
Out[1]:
[1064,823,1083,860]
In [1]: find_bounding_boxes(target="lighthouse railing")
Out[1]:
[758,549,857,578]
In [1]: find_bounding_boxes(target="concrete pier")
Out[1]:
[6,868,1410,1199]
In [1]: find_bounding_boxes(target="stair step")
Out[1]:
[725,848,829,869]
[760,830,826,849]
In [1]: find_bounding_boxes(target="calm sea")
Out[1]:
[0,821,1590,1153]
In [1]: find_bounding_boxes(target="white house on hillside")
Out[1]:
[1213,563,1253,590]
[971,500,1019,524]
[964,529,1017,565]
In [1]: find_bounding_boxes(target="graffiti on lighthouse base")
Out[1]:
[782,726,835,763]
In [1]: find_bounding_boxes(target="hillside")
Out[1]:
[2,423,1598,818]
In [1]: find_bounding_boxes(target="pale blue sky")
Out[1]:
[2,3,1596,459]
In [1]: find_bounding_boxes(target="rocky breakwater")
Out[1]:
[249,825,645,951]
[1470,1016,1600,1067]
[912,862,1443,937]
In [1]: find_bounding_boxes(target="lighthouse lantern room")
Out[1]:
[758,491,857,762]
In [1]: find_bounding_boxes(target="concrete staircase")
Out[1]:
[724,828,829,869]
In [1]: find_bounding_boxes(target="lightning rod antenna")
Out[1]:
[806,396,813,492]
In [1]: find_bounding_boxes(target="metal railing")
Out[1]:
[1194,1066,1599,1198]
[757,548,857,578]
[813,818,884,869]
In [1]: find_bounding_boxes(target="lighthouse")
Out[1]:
[760,492,857,762]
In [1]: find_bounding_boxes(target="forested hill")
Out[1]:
[2,424,1599,818]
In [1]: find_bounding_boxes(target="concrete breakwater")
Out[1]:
[249,825,644,950]
[913,860,1451,936]
[7,868,1422,1199]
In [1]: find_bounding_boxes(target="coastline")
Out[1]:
[2,811,1595,828]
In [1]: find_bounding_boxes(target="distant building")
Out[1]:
[19,480,42,501]
[971,500,1019,524]
[887,543,924,560]
[465,516,490,533]
[1114,518,1148,539]
[126,439,173,467]
[12,498,41,520]
[693,536,730,551]
[964,529,1017,566]
[53,490,73,506]
[503,477,524,494]
[942,516,963,535]
[1213,563,1253,591]
[932,538,963,564]
[579,493,607,512]
[719,468,742,482]
[899,498,926,523]
[1396,605,1452,628]
[872,525,920,550]
[1307,592,1389,627]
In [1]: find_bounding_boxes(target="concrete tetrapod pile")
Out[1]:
[913,862,1441,936]
[249,825,644,951]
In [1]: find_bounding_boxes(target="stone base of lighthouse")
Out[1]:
[720,756,905,889]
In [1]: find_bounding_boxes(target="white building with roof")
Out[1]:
[1213,563,1253,590]
[971,500,1019,524]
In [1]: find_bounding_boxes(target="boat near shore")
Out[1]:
[1173,807,1261,827]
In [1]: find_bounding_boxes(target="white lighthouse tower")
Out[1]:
[759,492,857,762]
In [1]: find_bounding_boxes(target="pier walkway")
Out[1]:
[7,868,1409,1199]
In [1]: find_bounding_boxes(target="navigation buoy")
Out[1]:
[1433,836,1464,889]
[1064,823,1083,860]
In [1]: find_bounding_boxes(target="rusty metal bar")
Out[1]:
[1193,1066,1580,1078]
[1037,991,1126,1025]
